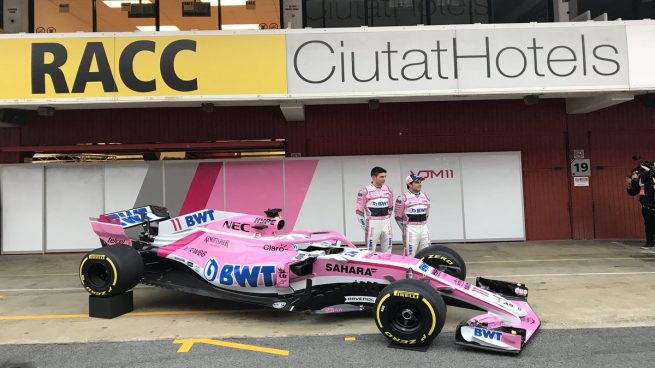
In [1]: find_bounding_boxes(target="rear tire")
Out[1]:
[374,279,447,347]
[79,245,144,297]
[415,245,467,280]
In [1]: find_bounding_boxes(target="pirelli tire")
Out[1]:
[79,245,144,297]
[415,245,467,281]
[375,279,447,347]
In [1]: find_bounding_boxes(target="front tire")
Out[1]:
[374,279,447,347]
[79,245,144,297]
[415,245,467,280]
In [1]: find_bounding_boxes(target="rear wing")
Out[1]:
[98,205,170,229]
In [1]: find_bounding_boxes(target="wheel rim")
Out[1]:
[390,303,423,334]
[87,263,111,289]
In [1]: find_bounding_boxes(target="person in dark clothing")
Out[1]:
[627,162,655,251]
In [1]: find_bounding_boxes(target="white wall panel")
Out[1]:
[461,152,525,240]
[46,166,104,251]
[400,155,464,241]
[627,23,655,90]
[104,163,149,213]
[1,152,526,254]
[342,157,402,244]
[294,159,344,232]
[1,166,44,253]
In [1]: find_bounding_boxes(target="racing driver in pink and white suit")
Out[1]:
[356,166,394,253]
[395,173,431,257]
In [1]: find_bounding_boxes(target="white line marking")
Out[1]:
[470,271,655,279]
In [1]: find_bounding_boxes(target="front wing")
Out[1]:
[454,278,540,354]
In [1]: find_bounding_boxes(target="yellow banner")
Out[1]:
[0,34,287,99]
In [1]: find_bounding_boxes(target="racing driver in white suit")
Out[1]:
[395,172,431,257]
[356,166,394,253]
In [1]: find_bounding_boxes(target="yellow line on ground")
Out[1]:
[0,309,266,321]
[0,273,78,277]
[173,338,289,356]
[0,314,89,320]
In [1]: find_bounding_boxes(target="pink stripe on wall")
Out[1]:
[284,160,319,230]
[179,162,223,215]
[206,168,225,211]
[225,161,284,216]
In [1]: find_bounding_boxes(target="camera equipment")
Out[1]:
[631,155,655,176]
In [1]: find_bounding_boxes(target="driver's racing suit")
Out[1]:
[395,191,431,257]
[356,184,393,253]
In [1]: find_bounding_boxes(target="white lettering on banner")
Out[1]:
[287,25,629,95]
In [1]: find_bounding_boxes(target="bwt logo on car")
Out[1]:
[415,170,455,180]
[185,209,215,227]
[474,328,503,341]
[108,206,151,226]
[204,257,275,287]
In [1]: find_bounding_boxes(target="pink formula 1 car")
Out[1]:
[79,205,540,354]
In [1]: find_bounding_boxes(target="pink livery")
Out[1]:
[356,184,394,220]
[394,191,431,225]
[83,205,540,354]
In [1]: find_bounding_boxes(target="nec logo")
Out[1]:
[474,328,502,341]
[415,170,455,179]
[223,221,251,232]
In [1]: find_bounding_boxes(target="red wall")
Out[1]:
[568,101,655,240]
[19,107,287,145]
[0,127,20,164]
[3,99,654,241]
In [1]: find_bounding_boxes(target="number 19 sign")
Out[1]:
[571,159,591,177]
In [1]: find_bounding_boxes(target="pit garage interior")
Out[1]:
[1,1,655,367]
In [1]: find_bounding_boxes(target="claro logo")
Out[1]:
[292,34,621,84]
[31,40,198,94]
[415,169,455,180]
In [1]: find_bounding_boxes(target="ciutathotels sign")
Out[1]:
[285,24,630,95]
